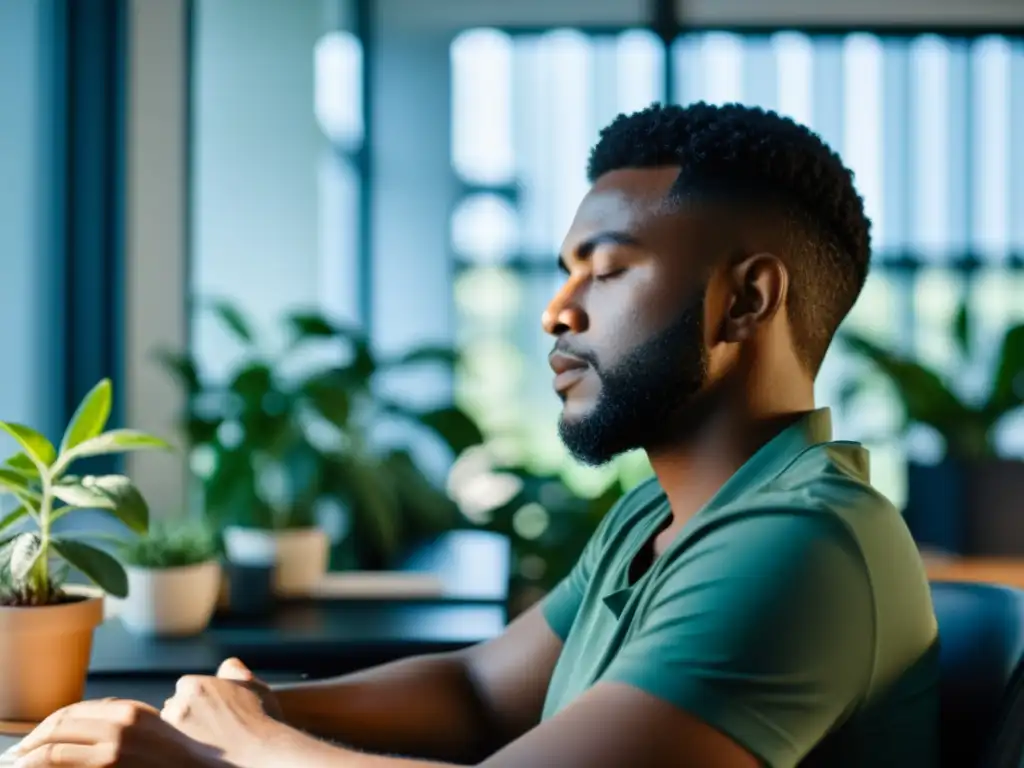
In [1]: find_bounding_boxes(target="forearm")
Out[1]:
[270,652,496,762]
[252,726,458,768]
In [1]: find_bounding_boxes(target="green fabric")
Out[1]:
[541,409,939,768]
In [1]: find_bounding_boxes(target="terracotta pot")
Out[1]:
[0,586,104,722]
[118,561,221,637]
[222,526,329,598]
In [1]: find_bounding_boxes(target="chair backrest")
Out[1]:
[931,581,1024,768]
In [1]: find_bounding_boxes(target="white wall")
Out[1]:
[0,0,59,440]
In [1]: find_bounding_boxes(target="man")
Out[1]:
[12,102,939,767]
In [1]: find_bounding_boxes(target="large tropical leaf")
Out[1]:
[229,362,274,406]
[0,505,29,533]
[285,311,362,342]
[51,538,128,598]
[301,371,351,430]
[209,299,255,346]
[0,469,40,511]
[985,322,1024,420]
[379,346,461,370]
[60,379,113,454]
[325,456,402,562]
[0,423,56,473]
[413,406,485,457]
[3,452,39,479]
[51,475,149,533]
[840,332,971,438]
[951,300,971,360]
[56,430,171,472]
[383,449,460,535]
[7,532,42,582]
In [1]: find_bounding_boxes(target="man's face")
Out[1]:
[543,167,715,466]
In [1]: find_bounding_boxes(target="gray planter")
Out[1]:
[904,459,1024,556]
[964,459,1024,556]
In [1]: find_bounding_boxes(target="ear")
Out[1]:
[720,253,788,343]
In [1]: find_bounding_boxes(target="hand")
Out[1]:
[212,659,285,722]
[161,666,288,768]
[11,699,227,767]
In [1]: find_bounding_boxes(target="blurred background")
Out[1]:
[2,0,1024,616]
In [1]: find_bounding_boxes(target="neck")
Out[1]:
[646,372,815,525]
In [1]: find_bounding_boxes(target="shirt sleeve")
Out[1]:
[601,512,874,768]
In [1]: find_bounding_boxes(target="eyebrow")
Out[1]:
[557,231,642,273]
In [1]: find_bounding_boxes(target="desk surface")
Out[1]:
[90,530,510,678]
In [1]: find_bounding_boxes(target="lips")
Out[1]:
[549,352,590,394]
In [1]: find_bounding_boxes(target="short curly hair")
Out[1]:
[587,102,871,374]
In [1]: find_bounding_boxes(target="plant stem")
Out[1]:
[35,472,53,597]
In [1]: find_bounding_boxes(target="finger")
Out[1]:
[15,742,116,767]
[175,675,207,696]
[160,697,191,726]
[18,700,157,754]
[17,718,120,752]
[216,657,253,681]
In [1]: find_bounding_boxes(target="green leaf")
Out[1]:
[985,323,1024,419]
[60,379,113,455]
[210,299,255,346]
[952,301,971,359]
[230,362,274,405]
[59,429,171,468]
[840,332,972,438]
[325,457,402,561]
[0,469,39,509]
[0,505,28,533]
[302,372,351,429]
[51,538,128,598]
[52,475,149,533]
[414,406,485,457]
[380,346,461,369]
[4,452,40,479]
[0,423,56,473]
[153,349,201,395]
[8,533,41,582]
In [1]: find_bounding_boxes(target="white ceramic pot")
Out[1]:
[223,526,329,598]
[0,586,104,722]
[118,560,222,637]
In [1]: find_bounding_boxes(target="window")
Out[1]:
[450,28,1024,507]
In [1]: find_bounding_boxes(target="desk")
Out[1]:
[1,532,510,753]
[91,531,510,679]
[925,555,1024,590]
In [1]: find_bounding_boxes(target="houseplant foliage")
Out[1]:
[448,448,628,615]
[118,520,219,570]
[839,303,1024,554]
[839,303,1024,458]
[157,299,484,569]
[116,520,222,637]
[0,379,170,605]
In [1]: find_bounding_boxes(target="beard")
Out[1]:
[557,291,708,466]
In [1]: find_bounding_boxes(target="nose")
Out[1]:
[541,277,589,336]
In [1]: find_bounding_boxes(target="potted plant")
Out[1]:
[114,520,221,637]
[840,304,1024,555]
[157,300,483,594]
[0,379,169,722]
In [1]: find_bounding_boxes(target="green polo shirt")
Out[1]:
[541,409,939,767]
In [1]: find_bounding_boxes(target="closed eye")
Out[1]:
[594,268,627,282]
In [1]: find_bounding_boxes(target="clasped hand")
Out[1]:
[11,659,284,768]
